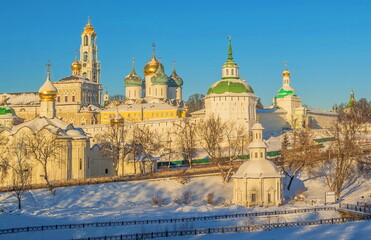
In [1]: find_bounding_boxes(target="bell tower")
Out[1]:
[80,17,101,84]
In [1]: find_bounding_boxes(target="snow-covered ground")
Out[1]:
[0,173,370,240]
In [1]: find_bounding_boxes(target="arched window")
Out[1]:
[231,69,234,75]
[84,36,88,46]
[226,69,229,75]
[91,36,95,46]
[83,52,88,62]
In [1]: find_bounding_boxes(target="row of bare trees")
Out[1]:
[97,115,250,183]
[280,98,370,199]
[0,130,63,208]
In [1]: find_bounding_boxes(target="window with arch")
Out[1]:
[255,152,258,158]
[226,69,229,75]
[91,36,95,46]
[84,35,88,46]
[83,52,88,62]
[231,69,234,75]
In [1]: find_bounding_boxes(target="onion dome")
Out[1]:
[110,110,125,125]
[144,55,164,76]
[168,61,183,87]
[282,69,290,77]
[124,58,142,86]
[39,71,58,100]
[151,64,168,85]
[71,59,82,71]
[207,78,254,95]
[82,17,96,35]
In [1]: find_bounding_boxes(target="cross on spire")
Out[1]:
[74,49,79,60]
[227,36,233,61]
[88,16,91,24]
[152,42,156,57]
[46,60,51,76]
[284,61,288,70]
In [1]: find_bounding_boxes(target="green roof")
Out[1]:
[207,80,254,95]
[276,88,297,98]
[0,107,13,115]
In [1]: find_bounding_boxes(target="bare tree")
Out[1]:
[280,129,321,190]
[172,118,198,168]
[197,115,227,182]
[187,93,205,113]
[223,122,248,181]
[3,137,31,209]
[134,125,161,174]
[323,110,365,199]
[97,118,132,176]
[25,130,63,193]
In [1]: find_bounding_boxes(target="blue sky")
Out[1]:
[0,0,370,110]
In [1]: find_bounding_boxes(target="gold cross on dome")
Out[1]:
[46,60,51,74]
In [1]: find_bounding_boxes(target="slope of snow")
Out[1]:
[0,174,369,240]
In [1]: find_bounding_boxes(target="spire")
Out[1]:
[152,42,156,58]
[88,16,91,25]
[347,90,356,108]
[172,59,176,73]
[284,61,288,71]
[74,49,79,60]
[46,60,51,81]
[131,58,136,74]
[227,36,233,61]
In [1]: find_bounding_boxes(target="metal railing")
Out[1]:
[71,215,371,240]
[0,207,336,235]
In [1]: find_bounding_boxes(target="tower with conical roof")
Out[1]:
[80,17,100,83]
[39,62,58,118]
[347,90,356,108]
[232,121,283,207]
[275,64,302,125]
[124,58,142,100]
[205,38,257,132]
[168,60,183,100]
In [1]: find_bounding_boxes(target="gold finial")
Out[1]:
[88,16,91,25]
[46,60,51,77]
[74,49,79,60]
[227,36,231,40]
[256,114,260,122]
[282,61,290,77]
[152,42,156,57]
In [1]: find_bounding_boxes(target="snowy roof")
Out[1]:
[248,141,268,149]
[306,108,338,116]
[232,159,283,178]
[39,78,57,93]
[256,108,287,114]
[0,93,39,105]
[102,103,182,112]
[8,117,87,139]
[55,75,96,84]
[252,122,264,130]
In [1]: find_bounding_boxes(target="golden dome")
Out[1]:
[282,69,290,77]
[39,74,58,100]
[71,59,82,71]
[82,17,96,35]
[143,56,164,76]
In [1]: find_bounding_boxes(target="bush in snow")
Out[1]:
[174,191,193,205]
[207,193,214,205]
[151,194,164,207]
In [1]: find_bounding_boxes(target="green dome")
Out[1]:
[151,65,168,85]
[276,88,297,98]
[124,60,142,86]
[207,79,254,95]
[0,107,13,115]
[169,69,183,87]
